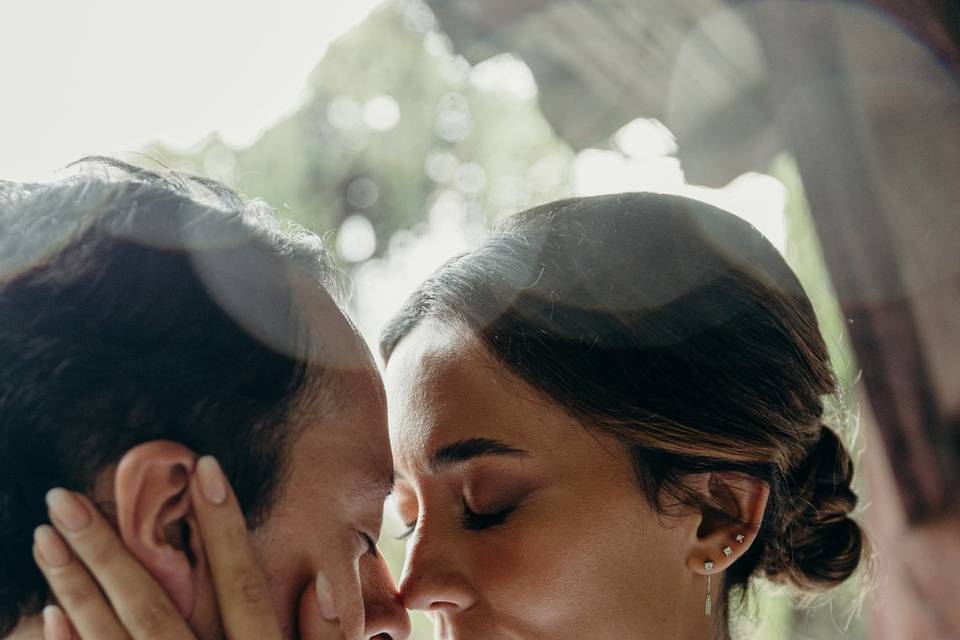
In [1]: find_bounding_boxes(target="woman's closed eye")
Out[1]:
[396,499,518,539]
[461,499,516,531]
[397,521,416,541]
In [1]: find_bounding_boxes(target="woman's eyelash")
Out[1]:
[461,499,516,531]
[396,522,416,541]
[395,500,518,539]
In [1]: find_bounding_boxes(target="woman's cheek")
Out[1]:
[468,508,627,637]
[468,519,577,615]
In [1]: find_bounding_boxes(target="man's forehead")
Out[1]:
[291,269,377,373]
[301,362,392,470]
[320,360,387,421]
[355,462,397,501]
[281,390,394,522]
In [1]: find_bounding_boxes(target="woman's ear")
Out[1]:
[114,440,199,617]
[685,472,769,575]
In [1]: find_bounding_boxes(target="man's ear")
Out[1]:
[685,472,770,576]
[114,440,199,617]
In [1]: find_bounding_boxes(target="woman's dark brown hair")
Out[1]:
[381,193,865,632]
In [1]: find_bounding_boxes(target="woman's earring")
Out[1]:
[704,560,714,616]
[722,545,734,557]
[735,534,745,543]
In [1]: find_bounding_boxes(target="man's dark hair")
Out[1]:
[0,158,341,635]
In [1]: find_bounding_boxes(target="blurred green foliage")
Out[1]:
[145,0,572,260]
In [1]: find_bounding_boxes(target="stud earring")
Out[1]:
[722,545,733,557]
[735,534,745,543]
[704,560,714,616]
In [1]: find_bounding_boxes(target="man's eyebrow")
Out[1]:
[429,437,529,472]
[359,469,396,501]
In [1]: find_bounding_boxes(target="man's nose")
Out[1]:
[360,552,411,639]
[397,527,477,613]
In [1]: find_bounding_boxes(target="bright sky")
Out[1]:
[3,0,789,349]
[0,0,383,181]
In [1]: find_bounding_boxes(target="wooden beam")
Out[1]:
[748,2,960,522]
[868,0,960,71]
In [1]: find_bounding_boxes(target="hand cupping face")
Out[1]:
[33,457,334,640]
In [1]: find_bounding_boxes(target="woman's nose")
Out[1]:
[397,528,477,612]
[360,553,411,640]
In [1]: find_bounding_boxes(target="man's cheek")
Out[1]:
[246,536,303,640]
[298,580,350,640]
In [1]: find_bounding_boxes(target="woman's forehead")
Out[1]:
[384,321,608,476]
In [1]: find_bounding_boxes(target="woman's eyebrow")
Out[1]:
[429,437,530,472]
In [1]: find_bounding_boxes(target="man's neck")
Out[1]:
[6,614,43,640]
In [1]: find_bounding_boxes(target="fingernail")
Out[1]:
[46,488,90,532]
[43,605,71,640]
[34,526,71,567]
[315,572,338,621]
[197,456,227,505]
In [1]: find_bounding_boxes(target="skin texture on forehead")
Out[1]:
[385,319,714,640]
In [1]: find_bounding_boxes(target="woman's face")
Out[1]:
[385,320,710,640]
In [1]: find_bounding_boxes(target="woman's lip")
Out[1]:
[431,607,515,640]
[434,625,510,640]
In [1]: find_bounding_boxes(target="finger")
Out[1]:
[319,567,364,640]
[43,604,80,640]
[189,456,282,640]
[44,488,193,640]
[33,527,130,640]
[299,578,346,640]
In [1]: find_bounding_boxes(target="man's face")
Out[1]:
[80,282,410,640]
[252,363,410,639]
[243,286,409,640]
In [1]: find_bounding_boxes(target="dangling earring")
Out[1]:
[704,560,714,616]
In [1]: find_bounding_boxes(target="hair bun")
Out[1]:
[764,424,865,590]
